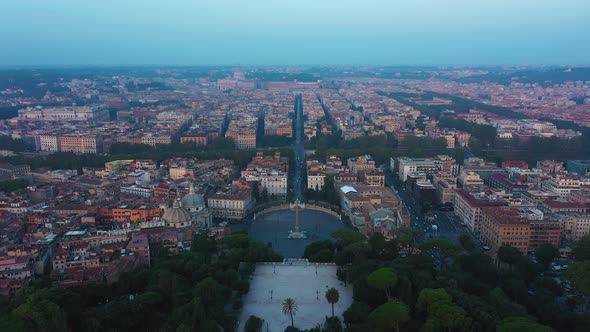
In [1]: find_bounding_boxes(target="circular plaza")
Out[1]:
[232,209,348,258]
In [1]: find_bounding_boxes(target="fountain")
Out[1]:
[288,199,307,239]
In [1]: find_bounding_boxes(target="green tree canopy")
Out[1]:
[565,260,590,295]
[368,302,409,332]
[534,244,559,270]
[416,288,452,313]
[367,268,398,301]
[497,317,554,332]
[573,235,590,261]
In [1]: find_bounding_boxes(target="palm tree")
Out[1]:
[282,298,298,327]
[325,288,340,317]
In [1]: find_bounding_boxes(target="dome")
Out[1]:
[162,199,192,226]
[182,184,205,208]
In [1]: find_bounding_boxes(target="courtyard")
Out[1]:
[237,260,354,332]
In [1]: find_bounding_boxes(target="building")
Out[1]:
[120,185,155,198]
[458,171,484,187]
[0,257,32,280]
[347,155,376,174]
[394,156,458,182]
[528,219,560,250]
[161,199,192,228]
[541,176,581,201]
[181,185,213,228]
[60,135,102,154]
[361,169,385,187]
[38,134,60,152]
[485,173,529,193]
[0,163,30,178]
[180,135,208,146]
[242,152,289,196]
[434,178,457,205]
[307,170,326,191]
[17,106,108,121]
[260,171,288,196]
[559,214,590,241]
[207,190,255,220]
[453,189,508,233]
[480,208,530,253]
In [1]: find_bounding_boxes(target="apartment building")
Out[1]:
[207,190,255,220]
[559,214,590,241]
[60,135,102,154]
[541,176,581,201]
[453,189,508,233]
[480,208,530,253]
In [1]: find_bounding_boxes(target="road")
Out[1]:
[292,94,305,202]
[386,171,478,246]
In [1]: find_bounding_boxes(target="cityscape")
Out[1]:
[1,1,590,332]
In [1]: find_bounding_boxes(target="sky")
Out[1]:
[0,0,588,66]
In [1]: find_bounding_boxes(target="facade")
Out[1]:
[60,135,102,154]
[453,189,507,233]
[307,171,326,191]
[528,220,561,250]
[458,171,484,187]
[38,134,60,152]
[17,106,108,121]
[559,214,590,241]
[480,208,531,253]
[395,156,458,182]
[434,178,457,205]
[207,190,255,220]
[260,171,288,196]
[180,135,208,146]
[181,185,213,228]
[0,257,32,280]
[541,176,581,201]
[120,185,155,198]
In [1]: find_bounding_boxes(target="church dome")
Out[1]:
[162,199,191,226]
[182,184,205,208]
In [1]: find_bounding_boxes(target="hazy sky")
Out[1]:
[1,0,588,66]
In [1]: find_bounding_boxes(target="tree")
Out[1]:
[498,245,522,268]
[431,301,470,332]
[497,317,554,332]
[420,239,460,270]
[368,233,399,260]
[244,315,263,332]
[332,229,365,246]
[565,261,590,295]
[325,288,340,317]
[12,295,68,332]
[459,234,476,252]
[282,298,298,328]
[344,242,371,262]
[573,235,590,261]
[393,228,425,254]
[534,244,559,270]
[416,288,451,313]
[368,302,409,332]
[367,268,398,301]
[342,302,371,328]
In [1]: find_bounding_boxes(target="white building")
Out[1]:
[560,214,590,241]
[260,171,288,196]
[207,190,255,220]
[541,176,581,201]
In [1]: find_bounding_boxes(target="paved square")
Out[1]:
[237,260,353,331]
